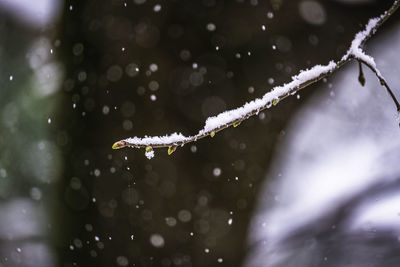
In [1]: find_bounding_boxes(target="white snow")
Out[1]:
[145,150,155,159]
[119,9,390,159]
[343,17,380,73]
[122,62,337,150]
[125,132,189,146]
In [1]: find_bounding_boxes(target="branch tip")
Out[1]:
[112,141,127,149]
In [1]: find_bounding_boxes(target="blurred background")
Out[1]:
[0,0,399,266]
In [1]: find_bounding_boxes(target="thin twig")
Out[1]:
[112,0,400,153]
[358,58,400,111]
[358,61,366,86]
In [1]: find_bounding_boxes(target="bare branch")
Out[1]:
[358,58,400,111]
[112,0,400,156]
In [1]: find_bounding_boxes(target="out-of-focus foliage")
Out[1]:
[0,1,63,265]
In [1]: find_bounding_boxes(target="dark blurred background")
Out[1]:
[0,0,399,266]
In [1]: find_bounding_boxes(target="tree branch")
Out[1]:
[357,58,400,111]
[112,0,400,158]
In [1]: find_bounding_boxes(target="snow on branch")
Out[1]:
[113,0,400,158]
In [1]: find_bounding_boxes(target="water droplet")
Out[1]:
[149,81,159,91]
[102,105,110,115]
[213,167,222,177]
[150,234,165,248]
[153,4,162,12]
[268,77,274,84]
[165,217,177,227]
[178,210,192,222]
[116,256,129,266]
[149,63,158,72]
[206,23,216,32]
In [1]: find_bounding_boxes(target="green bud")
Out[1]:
[358,74,366,86]
[112,141,126,149]
[168,146,177,155]
[233,121,241,128]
